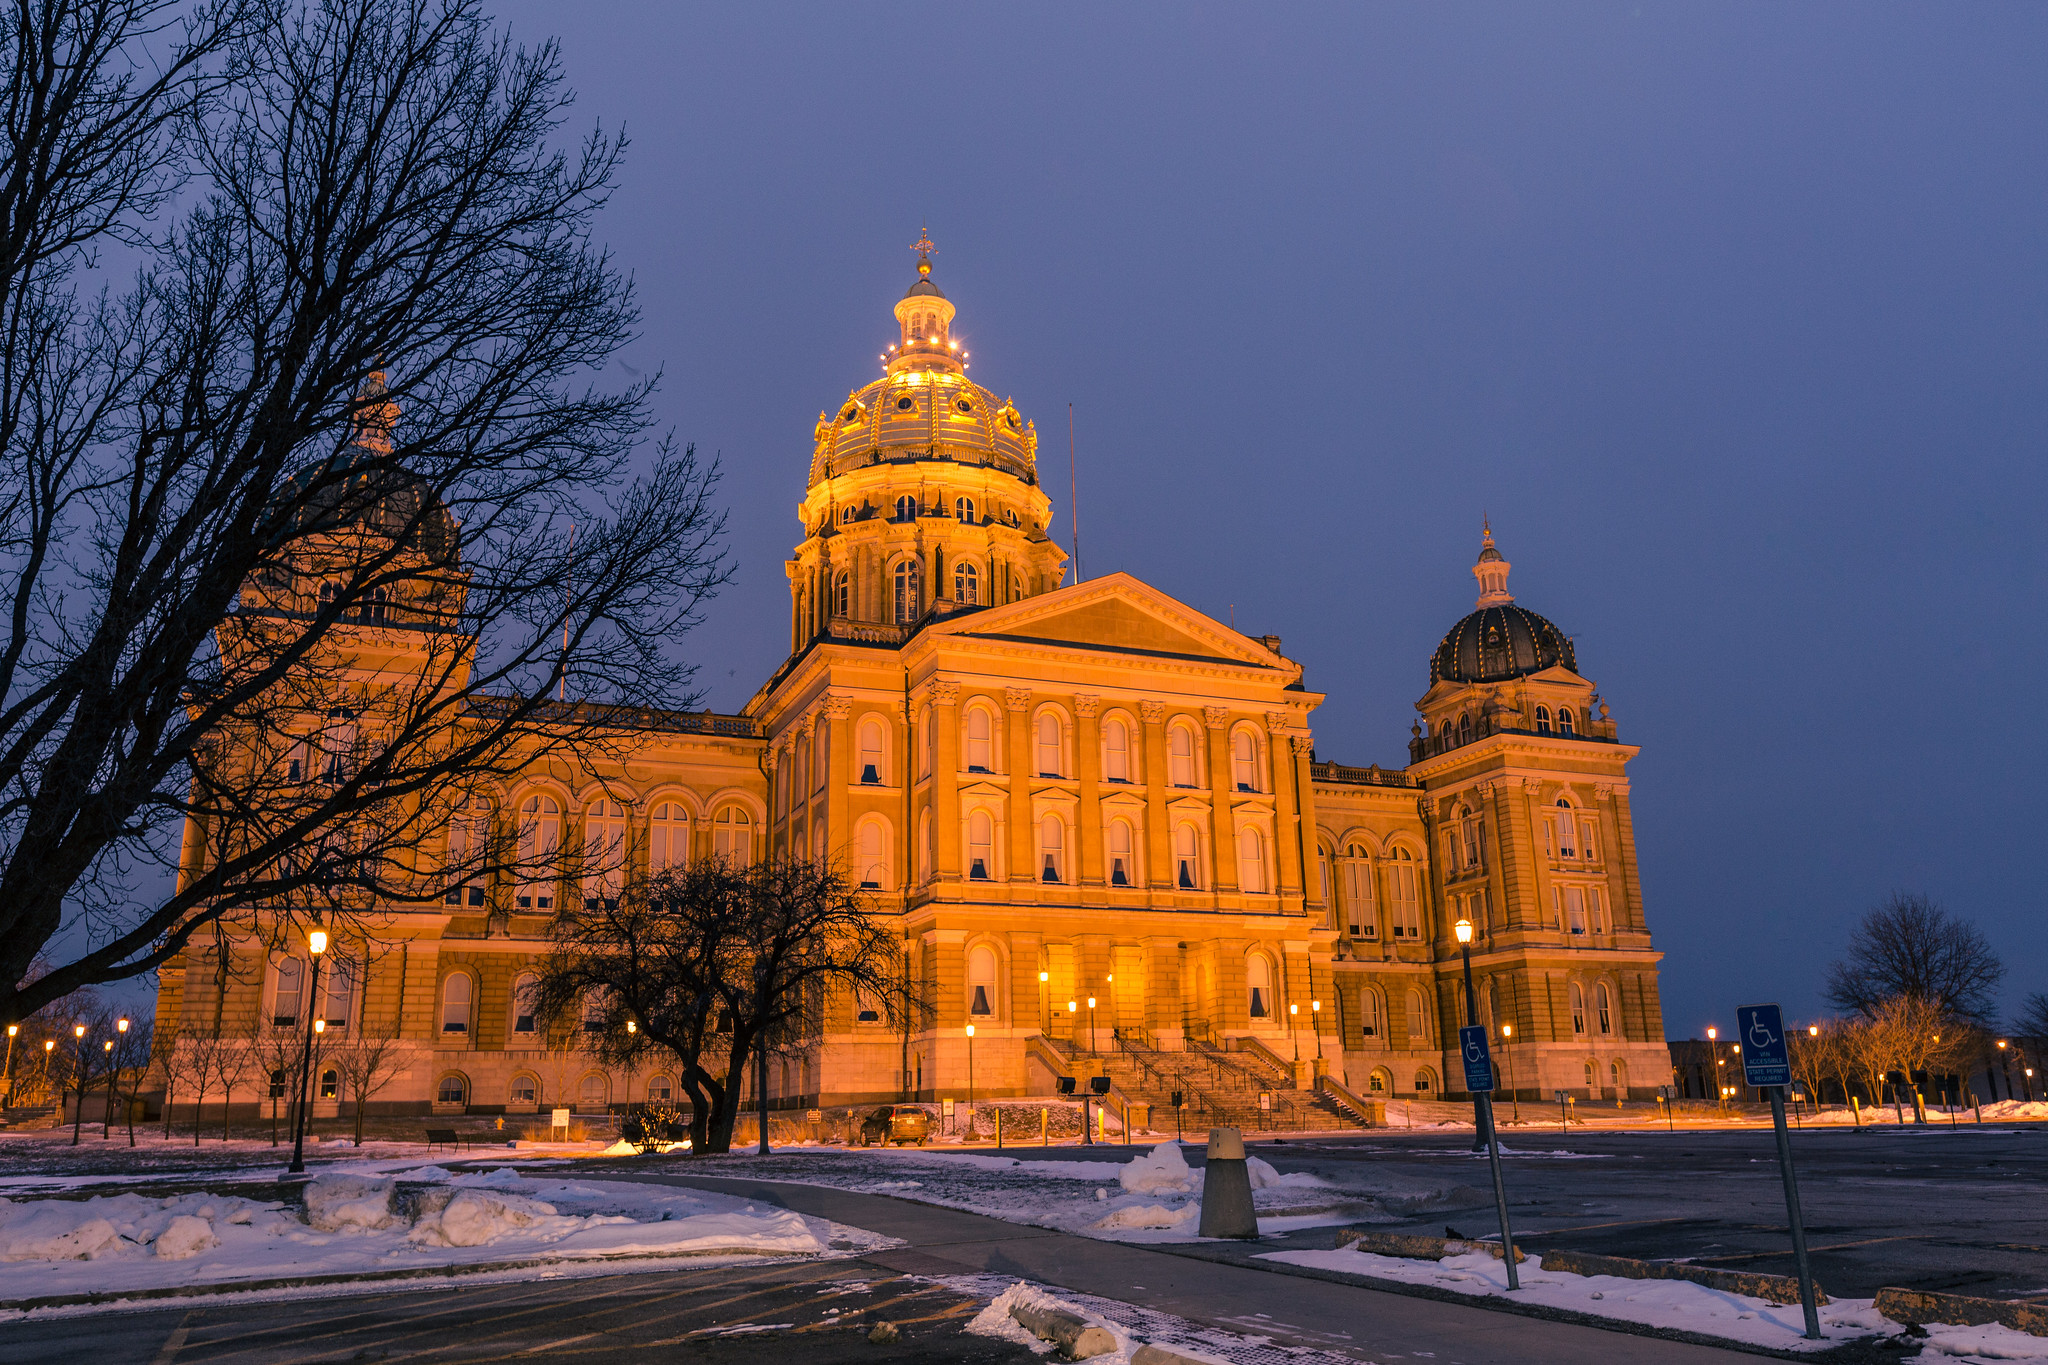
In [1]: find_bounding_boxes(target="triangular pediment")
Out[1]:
[928,573,1288,670]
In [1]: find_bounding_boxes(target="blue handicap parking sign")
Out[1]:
[1737,1003,1792,1089]
[1458,1025,1495,1094]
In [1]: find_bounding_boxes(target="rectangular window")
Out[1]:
[1343,861,1376,938]
[321,955,357,1029]
[1359,989,1380,1038]
[1580,819,1600,864]
[1389,862,1420,938]
[1565,886,1587,935]
[272,958,304,1028]
[1555,813,1577,859]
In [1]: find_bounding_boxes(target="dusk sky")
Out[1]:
[491,2,2048,1039]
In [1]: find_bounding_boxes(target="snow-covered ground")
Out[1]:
[1261,1244,2048,1360]
[688,1140,1490,1243]
[0,1164,880,1304]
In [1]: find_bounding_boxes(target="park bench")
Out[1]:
[424,1127,471,1152]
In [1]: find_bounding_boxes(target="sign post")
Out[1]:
[1738,1002,1820,1341]
[1458,1025,1519,1291]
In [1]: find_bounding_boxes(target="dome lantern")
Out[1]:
[1473,519,1512,607]
[1430,525,1576,684]
[891,225,959,374]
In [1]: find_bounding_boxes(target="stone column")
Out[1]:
[1140,701,1171,888]
[1266,713,1303,900]
[1075,694,1103,890]
[1143,936,1184,1049]
[1203,707,1237,892]
[930,681,961,880]
[1004,688,1032,885]
[822,694,852,868]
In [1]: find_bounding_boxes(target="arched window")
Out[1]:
[1358,987,1382,1040]
[646,1074,673,1102]
[649,802,689,870]
[917,707,933,780]
[1108,819,1135,887]
[1342,844,1377,938]
[1246,954,1272,1019]
[578,1073,608,1111]
[583,799,626,908]
[967,944,998,1018]
[1231,729,1261,792]
[1551,799,1578,860]
[1570,982,1587,1036]
[1414,1070,1435,1094]
[510,1074,538,1105]
[893,558,922,624]
[1534,705,1552,734]
[511,972,539,1039]
[1387,848,1421,938]
[1103,717,1131,782]
[712,806,752,864]
[320,953,358,1029]
[1610,1060,1627,1095]
[1039,815,1066,883]
[1238,826,1267,894]
[1596,982,1614,1035]
[1557,707,1576,735]
[833,570,849,617]
[440,972,472,1035]
[894,494,917,521]
[272,958,305,1028]
[443,795,490,906]
[918,809,933,882]
[858,718,885,785]
[1584,1060,1597,1089]
[1036,712,1063,777]
[1316,844,1332,907]
[1167,724,1197,787]
[1457,713,1473,744]
[515,794,559,910]
[1368,1068,1390,1094]
[1174,822,1202,889]
[1406,988,1428,1044]
[320,1066,339,1100]
[437,1074,467,1105]
[964,706,994,772]
[321,707,357,784]
[857,817,889,890]
[841,504,858,523]
[955,496,976,523]
[954,561,979,604]
[967,810,995,880]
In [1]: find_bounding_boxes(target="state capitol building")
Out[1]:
[157,244,1668,1125]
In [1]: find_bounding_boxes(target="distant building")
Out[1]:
[155,244,1668,1121]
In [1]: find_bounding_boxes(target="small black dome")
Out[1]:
[275,448,458,564]
[1431,605,1575,684]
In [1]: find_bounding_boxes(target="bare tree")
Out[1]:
[0,0,728,1025]
[258,1033,298,1145]
[531,859,910,1154]
[2012,993,2048,1044]
[1824,893,2005,1026]
[330,1031,403,1144]
[208,1038,259,1141]
[176,1033,219,1144]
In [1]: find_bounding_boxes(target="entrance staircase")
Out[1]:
[1041,1032,1375,1133]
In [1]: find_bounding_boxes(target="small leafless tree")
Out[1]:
[331,1031,404,1144]
[209,1039,260,1141]
[531,859,911,1154]
[0,0,729,1026]
[176,1033,220,1144]
[2012,992,2048,1044]
[258,1034,299,1145]
[1824,893,2005,1026]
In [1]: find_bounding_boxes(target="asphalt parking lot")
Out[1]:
[1246,1121,2048,1302]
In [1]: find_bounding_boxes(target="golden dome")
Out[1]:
[807,243,1037,487]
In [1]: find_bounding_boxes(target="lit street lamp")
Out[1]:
[1453,918,1490,1151]
[1087,997,1098,1054]
[286,928,330,1179]
[1039,970,1050,1034]
[1312,1000,1324,1061]
[1501,1023,1520,1122]
[966,1024,976,1118]
[2,1023,16,1109]
[1289,1002,1300,1062]
[69,1023,88,1145]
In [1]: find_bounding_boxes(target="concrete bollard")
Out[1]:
[1197,1126,1258,1239]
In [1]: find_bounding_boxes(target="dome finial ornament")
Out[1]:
[911,222,935,277]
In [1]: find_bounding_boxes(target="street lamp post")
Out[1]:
[1087,997,1097,1054]
[99,1038,114,1138]
[69,1023,88,1145]
[1453,918,1490,1151]
[966,1024,976,1124]
[1289,1002,1300,1062]
[1312,1000,1324,1061]
[1039,971,1050,1035]
[1,1023,16,1109]
[1996,1039,2012,1103]
[1501,1024,1520,1122]
[285,929,330,1179]
[1707,1027,1724,1114]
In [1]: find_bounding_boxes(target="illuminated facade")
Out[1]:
[156,244,1668,1120]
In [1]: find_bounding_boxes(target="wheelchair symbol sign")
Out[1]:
[1458,1025,1495,1094]
[1736,1003,1792,1088]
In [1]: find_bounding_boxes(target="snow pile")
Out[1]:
[0,1202,123,1261]
[409,1188,567,1248]
[1094,1203,1196,1231]
[303,1174,397,1233]
[151,1215,219,1261]
[0,1190,299,1265]
[1919,1321,2048,1359]
[966,1281,1132,1360]
[1116,1143,1193,1195]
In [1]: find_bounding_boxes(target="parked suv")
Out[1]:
[857,1105,931,1147]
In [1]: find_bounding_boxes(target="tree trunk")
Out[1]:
[192,1083,209,1146]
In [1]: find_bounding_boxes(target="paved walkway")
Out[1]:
[613,1171,1753,1364]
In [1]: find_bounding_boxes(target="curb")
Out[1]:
[0,1245,816,1315]
[1873,1286,2048,1338]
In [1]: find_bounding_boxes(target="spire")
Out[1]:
[1472,519,1513,607]
[911,222,935,279]
[890,227,960,373]
[349,368,398,455]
